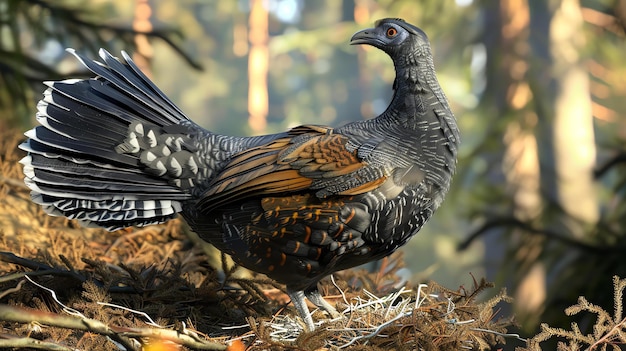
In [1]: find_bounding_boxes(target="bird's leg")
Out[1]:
[286,288,315,332]
[305,286,341,319]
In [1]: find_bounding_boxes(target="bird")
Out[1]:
[19,18,459,332]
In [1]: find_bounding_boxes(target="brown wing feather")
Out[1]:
[278,132,364,178]
[198,125,385,213]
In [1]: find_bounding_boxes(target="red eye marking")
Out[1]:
[386,27,398,37]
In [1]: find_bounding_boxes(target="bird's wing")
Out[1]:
[197,125,388,212]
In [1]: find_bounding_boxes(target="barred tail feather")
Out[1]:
[20,48,193,230]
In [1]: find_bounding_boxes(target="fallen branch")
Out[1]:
[0,335,74,351]
[0,304,226,351]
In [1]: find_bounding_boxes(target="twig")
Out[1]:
[588,316,626,350]
[0,280,25,300]
[331,274,349,307]
[339,307,412,348]
[0,336,74,351]
[0,252,88,284]
[415,283,430,309]
[96,302,161,328]
[24,275,84,318]
[0,304,227,350]
[0,303,138,351]
[458,217,622,253]
[0,251,65,272]
[28,0,203,70]
[594,152,626,178]
[470,328,528,343]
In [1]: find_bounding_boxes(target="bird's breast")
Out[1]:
[188,177,438,289]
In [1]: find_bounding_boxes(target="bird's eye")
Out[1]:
[386,27,398,37]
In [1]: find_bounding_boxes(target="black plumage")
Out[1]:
[20,18,459,331]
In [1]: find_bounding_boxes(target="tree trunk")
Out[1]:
[529,0,598,234]
[247,0,269,133]
[133,0,154,77]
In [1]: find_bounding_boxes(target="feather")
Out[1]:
[20,49,197,229]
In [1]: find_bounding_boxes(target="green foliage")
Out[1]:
[0,0,196,127]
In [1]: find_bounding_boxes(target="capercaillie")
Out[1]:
[20,18,459,331]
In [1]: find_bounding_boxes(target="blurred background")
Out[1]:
[1,0,625,341]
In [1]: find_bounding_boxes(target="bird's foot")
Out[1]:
[305,288,341,319]
[287,289,316,332]
[287,286,342,332]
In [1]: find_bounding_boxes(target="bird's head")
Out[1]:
[350,18,430,59]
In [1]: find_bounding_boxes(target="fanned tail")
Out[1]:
[20,49,194,230]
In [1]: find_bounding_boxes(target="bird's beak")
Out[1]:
[350,28,377,45]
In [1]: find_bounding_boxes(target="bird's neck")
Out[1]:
[400,53,437,85]
[379,48,450,123]
[375,51,459,149]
